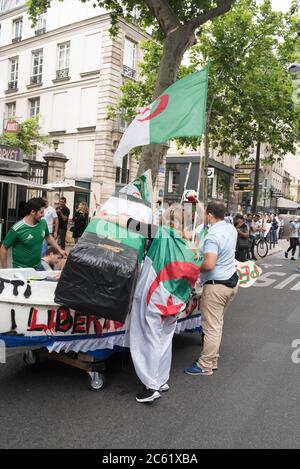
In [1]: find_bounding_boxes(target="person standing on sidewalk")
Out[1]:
[285,217,300,261]
[42,197,58,256]
[185,201,238,377]
[56,197,70,251]
[0,198,67,270]
[234,213,250,262]
[246,213,258,260]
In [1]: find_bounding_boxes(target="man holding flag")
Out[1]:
[185,201,238,377]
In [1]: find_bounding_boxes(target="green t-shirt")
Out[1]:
[3,219,50,269]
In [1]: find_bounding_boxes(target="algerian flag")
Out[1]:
[129,225,203,389]
[84,171,153,263]
[99,170,153,224]
[114,68,209,166]
[119,170,152,204]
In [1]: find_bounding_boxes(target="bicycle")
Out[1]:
[255,230,269,258]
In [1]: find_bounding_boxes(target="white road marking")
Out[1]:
[274,274,300,290]
[253,272,286,287]
[290,280,300,291]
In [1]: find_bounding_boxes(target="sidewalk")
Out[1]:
[265,238,285,257]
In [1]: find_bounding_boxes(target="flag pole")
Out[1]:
[181,161,192,203]
[191,149,203,244]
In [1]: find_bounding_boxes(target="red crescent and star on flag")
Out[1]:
[146,261,200,316]
[137,95,169,122]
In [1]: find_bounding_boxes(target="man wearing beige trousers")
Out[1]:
[185,201,238,376]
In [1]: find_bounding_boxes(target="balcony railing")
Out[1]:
[123,65,136,79]
[56,68,70,80]
[30,75,42,85]
[112,118,128,133]
[12,36,22,43]
[7,81,18,90]
[35,28,46,36]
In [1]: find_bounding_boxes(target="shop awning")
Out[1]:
[277,197,300,209]
[0,174,47,189]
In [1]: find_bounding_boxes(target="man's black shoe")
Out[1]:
[285,252,288,259]
[136,388,161,403]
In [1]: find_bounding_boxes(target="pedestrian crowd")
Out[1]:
[224,211,282,262]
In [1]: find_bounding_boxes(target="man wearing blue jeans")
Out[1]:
[185,201,238,376]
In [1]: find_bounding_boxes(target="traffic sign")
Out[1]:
[235,172,251,179]
[235,163,256,170]
[234,183,253,192]
[271,192,283,198]
[207,167,215,178]
[234,176,251,183]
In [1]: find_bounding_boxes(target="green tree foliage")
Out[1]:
[109,0,300,163]
[0,117,49,156]
[194,0,300,161]
[28,0,235,180]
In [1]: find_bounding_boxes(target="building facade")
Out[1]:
[164,142,235,209]
[0,0,152,218]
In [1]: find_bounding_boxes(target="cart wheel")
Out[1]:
[88,372,106,391]
[23,351,39,367]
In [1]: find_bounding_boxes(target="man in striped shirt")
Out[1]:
[0,198,67,270]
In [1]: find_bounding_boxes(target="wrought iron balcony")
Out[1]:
[56,68,69,80]
[112,118,128,133]
[35,28,46,36]
[7,81,18,90]
[123,65,136,79]
[30,75,42,85]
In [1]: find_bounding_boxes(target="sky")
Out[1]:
[271,0,292,11]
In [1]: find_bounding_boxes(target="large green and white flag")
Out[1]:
[84,170,153,264]
[100,170,153,224]
[130,225,203,390]
[114,68,209,166]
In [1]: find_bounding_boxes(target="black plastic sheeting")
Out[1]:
[55,232,139,323]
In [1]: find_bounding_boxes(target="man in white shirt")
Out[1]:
[42,197,58,256]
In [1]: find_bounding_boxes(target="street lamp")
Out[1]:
[52,139,60,152]
[288,63,300,74]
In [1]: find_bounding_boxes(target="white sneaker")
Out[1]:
[159,383,169,392]
[136,388,161,403]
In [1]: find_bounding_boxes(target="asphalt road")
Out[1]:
[0,251,300,449]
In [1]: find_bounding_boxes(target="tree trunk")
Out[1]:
[138,25,196,182]
[251,142,261,214]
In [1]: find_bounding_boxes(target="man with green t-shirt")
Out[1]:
[0,197,67,270]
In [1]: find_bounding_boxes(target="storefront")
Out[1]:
[0,145,30,242]
[164,156,234,208]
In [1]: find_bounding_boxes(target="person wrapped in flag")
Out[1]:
[127,204,205,404]
[55,171,154,323]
